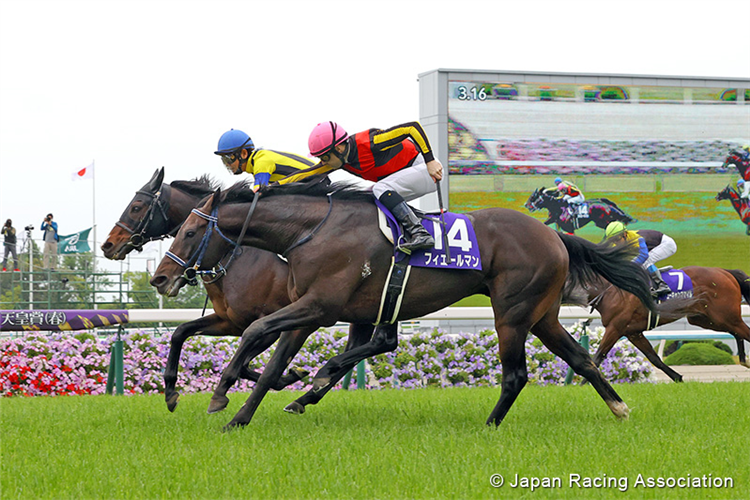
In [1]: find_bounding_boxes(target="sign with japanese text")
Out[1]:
[0,310,129,331]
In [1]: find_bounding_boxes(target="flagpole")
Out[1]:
[92,159,97,309]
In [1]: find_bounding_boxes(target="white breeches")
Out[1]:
[644,234,677,267]
[564,194,585,204]
[371,155,436,201]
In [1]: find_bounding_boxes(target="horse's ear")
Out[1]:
[148,167,165,191]
[209,188,222,211]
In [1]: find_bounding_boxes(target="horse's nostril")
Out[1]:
[101,242,112,251]
[150,275,166,287]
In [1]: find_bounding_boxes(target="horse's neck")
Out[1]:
[544,197,564,215]
[233,196,337,255]
[167,185,205,231]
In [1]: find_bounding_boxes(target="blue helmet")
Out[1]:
[215,129,254,155]
[554,177,562,185]
[738,179,746,187]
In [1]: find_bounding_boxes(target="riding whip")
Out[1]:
[436,180,452,263]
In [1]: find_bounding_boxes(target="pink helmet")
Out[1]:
[308,121,348,157]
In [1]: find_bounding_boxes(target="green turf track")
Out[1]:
[2,383,749,499]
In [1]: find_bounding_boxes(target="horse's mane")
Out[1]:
[219,180,374,205]
[170,175,222,197]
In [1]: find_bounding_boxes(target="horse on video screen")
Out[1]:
[102,168,376,412]
[565,266,750,381]
[716,185,750,236]
[524,187,636,234]
[150,180,660,431]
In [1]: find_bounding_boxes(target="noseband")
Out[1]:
[115,187,174,251]
[164,207,241,286]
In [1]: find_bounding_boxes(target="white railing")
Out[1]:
[128,305,750,323]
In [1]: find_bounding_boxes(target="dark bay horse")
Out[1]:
[525,187,636,234]
[565,266,750,381]
[101,168,374,411]
[150,180,658,430]
[722,149,749,181]
[716,185,750,235]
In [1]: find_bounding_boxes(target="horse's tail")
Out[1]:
[724,269,750,305]
[557,233,656,314]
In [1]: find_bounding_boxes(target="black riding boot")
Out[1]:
[649,268,671,297]
[379,191,434,254]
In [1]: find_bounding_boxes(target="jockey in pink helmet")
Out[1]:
[308,121,444,254]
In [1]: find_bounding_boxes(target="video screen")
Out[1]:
[446,78,750,271]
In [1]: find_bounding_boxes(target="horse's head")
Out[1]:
[524,188,543,212]
[715,185,735,201]
[102,167,168,260]
[150,190,236,297]
[722,149,750,176]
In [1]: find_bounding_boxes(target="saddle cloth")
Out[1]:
[375,200,482,271]
[658,268,694,299]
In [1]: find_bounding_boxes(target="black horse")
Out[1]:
[716,185,750,235]
[150,180,659,430]
[525,187,636,234]
[722,149,749,180]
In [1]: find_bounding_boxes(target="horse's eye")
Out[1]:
[185,230,196,238]
[132,206,141,212]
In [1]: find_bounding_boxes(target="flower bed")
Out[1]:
[0,322,652,397]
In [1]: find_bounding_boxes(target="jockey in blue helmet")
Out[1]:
[215,129,329,191]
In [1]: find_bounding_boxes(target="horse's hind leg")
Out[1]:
[627,332,683,382]
[486,325,528,427]
[532,313,629,420]
[285,322,375,414]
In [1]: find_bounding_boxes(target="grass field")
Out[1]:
[2,383,749,499]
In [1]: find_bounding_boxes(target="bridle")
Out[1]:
[164,206,241,286]
[115,185,176,252]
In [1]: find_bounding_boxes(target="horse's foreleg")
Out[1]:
[627,332,683,382]
[164,314,239,413]
[591,326,622,367]
[233,330,308,390]
[533,315,629,420]
[223,329,313,432]
[286,323,379,414]
[211,298,325,428]
[486,325,528,427]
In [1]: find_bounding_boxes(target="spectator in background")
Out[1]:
[2,219,19,272]
[41,213,58,271]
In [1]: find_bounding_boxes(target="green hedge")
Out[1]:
[664,343,735,366]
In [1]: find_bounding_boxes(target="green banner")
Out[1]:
[58,227,92,254]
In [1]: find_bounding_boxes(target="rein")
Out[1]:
[164,194,261,286]
[165,207,240,286]
[282,193,334,258]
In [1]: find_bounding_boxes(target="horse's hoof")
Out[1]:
[610,401,630,420]
[312,377,330,392]
[221,420,247,433]
[165,392,180,413]
[284,401,305,414]
[207,395,230,414]
[289,366,309,381]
